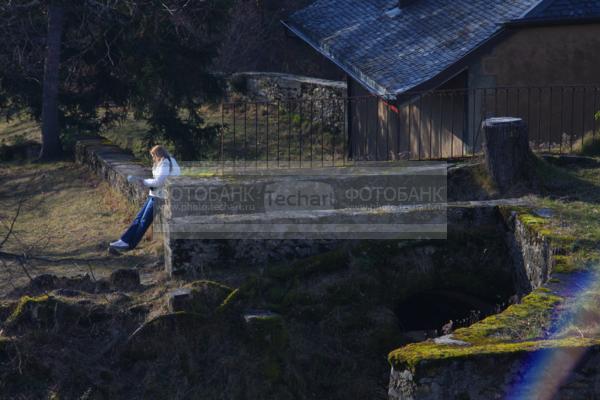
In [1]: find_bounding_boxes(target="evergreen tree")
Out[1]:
[0,0,232,160]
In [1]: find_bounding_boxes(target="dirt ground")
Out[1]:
[0,161,162,295]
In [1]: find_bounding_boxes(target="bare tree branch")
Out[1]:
[0,250,111,265]
[0,197,25,249]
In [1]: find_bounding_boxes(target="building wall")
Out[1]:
[349,23,600,159]
[349,73,468,160]
[469,23,600,150]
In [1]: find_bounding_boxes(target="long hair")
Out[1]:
[150,145,172,172]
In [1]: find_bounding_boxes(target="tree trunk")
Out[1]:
[482,117,530,192]
[39,3,65,160]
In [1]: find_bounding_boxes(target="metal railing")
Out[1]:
[204,85,600,166]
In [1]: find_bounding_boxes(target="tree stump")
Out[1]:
[482,117,530,192]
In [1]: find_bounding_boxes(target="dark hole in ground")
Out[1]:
[395,289,505,337]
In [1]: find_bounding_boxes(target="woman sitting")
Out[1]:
[109,145,180,251]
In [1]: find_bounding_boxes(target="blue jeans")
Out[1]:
[121,197,155,249]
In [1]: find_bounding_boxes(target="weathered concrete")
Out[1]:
[75,137,150,206]
[482,117,530,192]
[161,194,530,279]
[160,166,450,277]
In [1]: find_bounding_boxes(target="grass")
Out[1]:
[578,132,600,157]
[0,116,40,146]
[99,104,346,164]
[100,118,151,161]
[0,161,161,295]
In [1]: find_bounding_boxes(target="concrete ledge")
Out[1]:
[75,137,150,206]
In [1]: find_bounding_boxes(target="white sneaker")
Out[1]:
[109,240,129,250]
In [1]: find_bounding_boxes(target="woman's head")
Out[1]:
[150,145,170,164]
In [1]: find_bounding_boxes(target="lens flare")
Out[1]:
[507,269,599,399]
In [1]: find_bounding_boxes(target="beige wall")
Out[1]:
[474,24,600,87]
[470,23,600,149]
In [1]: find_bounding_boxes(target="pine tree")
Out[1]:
[0,0,232,160]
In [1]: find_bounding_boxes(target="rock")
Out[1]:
[110,269,140,290]
[433,334,469,346]
[31,274,59,291]
[167,288,193,313]
[53,288,82,297]
[243,310,287,350]
[123,312,207,360]
[5,295,60,332]
[534,208,553,218]
[107,292,131,305]
[166,281,233,315]
[243,309,278,324]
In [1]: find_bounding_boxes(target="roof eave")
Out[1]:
[281,20,397,100]
[392,25,515,97]
[504,16,600,27]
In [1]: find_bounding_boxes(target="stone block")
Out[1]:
[167,288,193,313]
[110,268,141,290]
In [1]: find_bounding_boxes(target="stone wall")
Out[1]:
[161,190,512,280]
[504,210,554,295]
[229,72,346,103]
[75,137,150,206]
[228,72,347,127]
[388,344,600,400]
[387,208,558,400]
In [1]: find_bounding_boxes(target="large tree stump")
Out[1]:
[482,117,530,192]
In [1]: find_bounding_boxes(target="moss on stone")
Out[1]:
[218,288,241,312]
[388,336,600,371]
[388,288,565,371]
[553,254,578,273]
[181,280,234,316]
[180,170,217,178]
[6,295,52,325]
[452,289,562,344]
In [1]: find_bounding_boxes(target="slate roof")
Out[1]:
[528,0,600,19]
[285,0,598,98]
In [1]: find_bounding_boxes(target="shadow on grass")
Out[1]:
[535,154,600,204]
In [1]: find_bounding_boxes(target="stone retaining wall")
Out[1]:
[387,208,558,400]
[504,210,554,295]
[228,72,346,103]
[388,344,600,400]
[228,72,347,128]
[75,137,150,206]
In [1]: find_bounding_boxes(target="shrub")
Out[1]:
[579,133,600,157]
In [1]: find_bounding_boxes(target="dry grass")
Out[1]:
[0,161,161,295]
[0,115,40,145]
